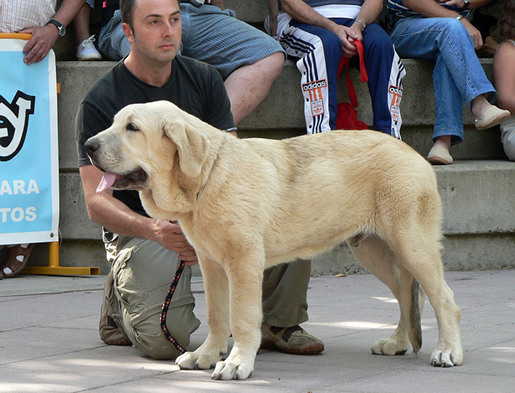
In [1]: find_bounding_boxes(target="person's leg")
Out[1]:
[427,54,464,164]
[74,0,102,61]
[102,235,200,360]
[224,52,285,124]
[73,2,92,44]
[361,22,406,138]
[98,10,131,60]
[391,16,509,162]
[180,4,285,124]
[262,261,310,326]
[261,260,324,354]
[279,19,343,133]
[391,17,496,112]
[501,116,515,160]
[392,18,462,164]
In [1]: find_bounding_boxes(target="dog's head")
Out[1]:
[85,100,211,213]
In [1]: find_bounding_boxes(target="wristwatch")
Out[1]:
[46,19,66,37]
[357,19,366,30]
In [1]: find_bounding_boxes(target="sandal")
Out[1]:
[475,106,511,131]
[2,244,34,278]
[427,142,453,165]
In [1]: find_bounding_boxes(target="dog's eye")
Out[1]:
[126,122,139,132]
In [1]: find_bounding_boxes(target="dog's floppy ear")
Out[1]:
[163,117,209,178]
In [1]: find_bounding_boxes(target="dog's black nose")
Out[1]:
[85,138,99,156]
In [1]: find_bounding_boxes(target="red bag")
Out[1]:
[336,40,368,130]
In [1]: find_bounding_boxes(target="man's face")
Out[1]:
[124,0,182,65]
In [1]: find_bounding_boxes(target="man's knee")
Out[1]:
[363,24,395,54]
[265,51,286,78]
[129,303,200,360]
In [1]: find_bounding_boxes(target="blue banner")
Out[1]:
[0,38,59,244]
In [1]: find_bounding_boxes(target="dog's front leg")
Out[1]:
[176,257,230,371]
[211,259,264,380]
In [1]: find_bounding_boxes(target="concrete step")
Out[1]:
[56,58,505,174]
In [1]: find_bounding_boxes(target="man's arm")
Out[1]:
[20,0,86,64]
[80,164,198,263]
[402,0,492,49]
[493,42,515,114]
[266,0,279,38]
[281,0,383,57]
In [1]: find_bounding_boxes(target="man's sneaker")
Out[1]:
[76,35,102,61]
[261,324,324,355]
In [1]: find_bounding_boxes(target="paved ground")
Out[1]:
[1,269,514,393]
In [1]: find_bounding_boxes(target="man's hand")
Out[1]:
[331,24,361,57]
[152,219,199,265]
[460,18,483,49]
[19,24,59,65]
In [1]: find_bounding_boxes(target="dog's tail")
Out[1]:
[408,278,424,353]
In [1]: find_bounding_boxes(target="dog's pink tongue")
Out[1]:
[96,173,118,194]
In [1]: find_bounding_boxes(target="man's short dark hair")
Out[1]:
[120,0,181,28]
[120,0,137,27]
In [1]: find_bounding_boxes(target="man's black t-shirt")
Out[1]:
[76,55,235,216]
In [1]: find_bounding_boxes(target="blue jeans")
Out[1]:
[390,16,496,144]
[98,10,130,61]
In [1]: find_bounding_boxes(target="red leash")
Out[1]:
[160,260,187,354]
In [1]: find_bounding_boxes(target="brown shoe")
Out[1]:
[261,324,324,355]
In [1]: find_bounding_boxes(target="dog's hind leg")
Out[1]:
[176,256,230,371]
[349,235,425,356]
[387,231,463,367]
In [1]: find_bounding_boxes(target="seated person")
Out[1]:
[268,0,406,138]
[493,0,515,161]
[387,0,511,165]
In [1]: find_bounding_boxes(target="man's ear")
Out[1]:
[122,22,134,42]
[163,117,209,178]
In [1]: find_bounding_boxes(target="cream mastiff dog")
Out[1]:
[85,100,463,380]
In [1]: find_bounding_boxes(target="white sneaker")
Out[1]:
[76,35,102,61]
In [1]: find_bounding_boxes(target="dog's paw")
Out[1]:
[211,359,254,380]
[176,350,222,370]
[371,338,409,356]
[431,347,463,367]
